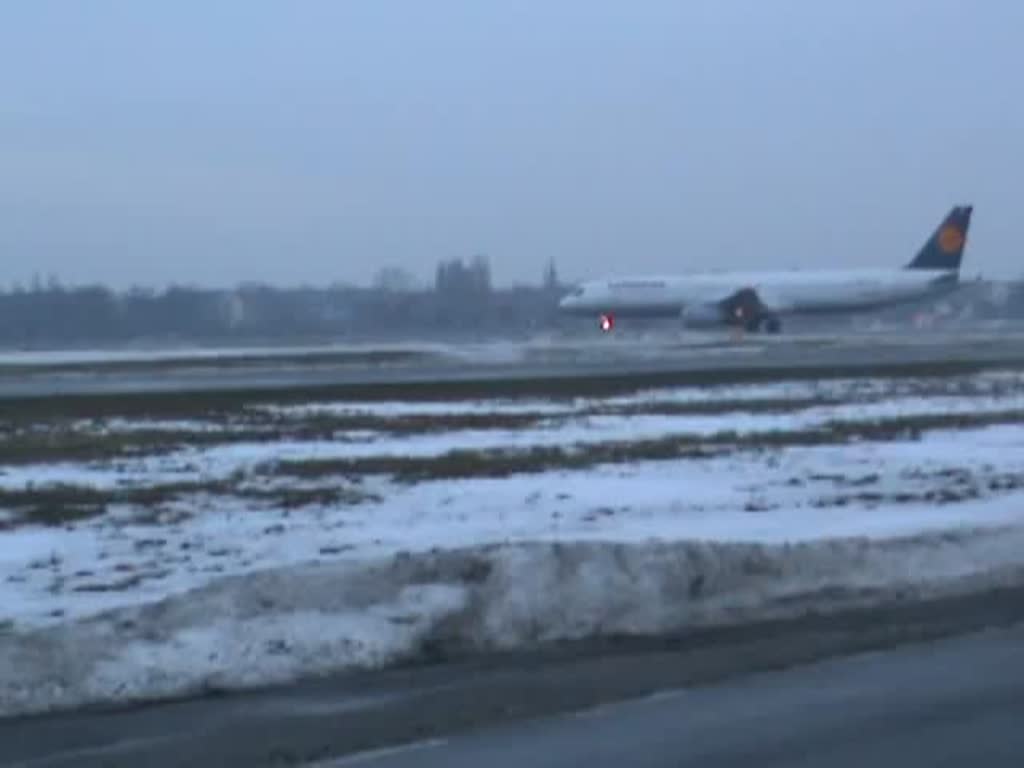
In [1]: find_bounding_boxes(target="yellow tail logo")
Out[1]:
[938,225,965,253]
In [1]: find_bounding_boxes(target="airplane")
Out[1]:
[558,205,973,334]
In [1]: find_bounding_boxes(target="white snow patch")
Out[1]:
[256,399,571,418]
[100,419,230,434]
[0,459,194,492]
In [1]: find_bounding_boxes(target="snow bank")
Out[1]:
[4,528,1024,717]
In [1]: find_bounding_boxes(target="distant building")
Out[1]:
[223,292,246,329]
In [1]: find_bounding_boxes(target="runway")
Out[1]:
[338,623,1024,768]
[4,586,1024,768]
[2,328,1024,400]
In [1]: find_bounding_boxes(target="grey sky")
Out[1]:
[2,0,1021,289]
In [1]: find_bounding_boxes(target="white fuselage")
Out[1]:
[559,268,958,320]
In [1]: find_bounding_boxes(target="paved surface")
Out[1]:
[335,624,1024,768]
[4,586,1024,768]
[2,330,1024,400]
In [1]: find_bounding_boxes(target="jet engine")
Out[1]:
[681,288,782,333]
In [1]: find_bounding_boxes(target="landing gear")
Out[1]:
[736,315,781,334]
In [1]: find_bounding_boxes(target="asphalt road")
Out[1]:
[2,329,1024,400]
[4,586,1024,768]
[335,624,1024,768]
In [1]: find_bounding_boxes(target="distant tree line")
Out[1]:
[0,257,573,346]
[0,262,1020,347]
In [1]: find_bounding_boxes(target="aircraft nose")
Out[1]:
[558,293,581,312]
[557,286,589,313]
[559,285,587,313]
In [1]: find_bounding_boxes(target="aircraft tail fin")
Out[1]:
[905,205,973,271]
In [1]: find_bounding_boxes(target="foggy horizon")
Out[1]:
[3,0,1023,290]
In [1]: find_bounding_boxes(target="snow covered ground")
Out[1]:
[3,424,1024,628]
[3,370,1024,715]
[3,373,1024,492]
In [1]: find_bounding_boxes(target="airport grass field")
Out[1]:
[4,339,1024,716]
